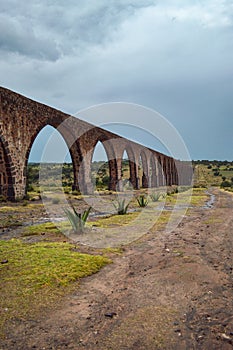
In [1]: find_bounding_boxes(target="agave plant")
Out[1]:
[64,206,92,233]
[113,198,130,215]
[137,194,149,207]
[150,192,161,202]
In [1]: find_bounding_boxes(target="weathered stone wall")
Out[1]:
[0,87,192,200]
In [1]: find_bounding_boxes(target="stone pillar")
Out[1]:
[142,173,149,188]
[108,158,118,191]
[157,157,163,187]
[150,156,158,188]
[78,151,94,195]
[129,160,139,189]
[116,158,124,191]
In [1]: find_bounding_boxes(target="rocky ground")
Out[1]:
[1,188,233,349]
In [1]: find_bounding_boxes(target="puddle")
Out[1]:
[203,190,215,209]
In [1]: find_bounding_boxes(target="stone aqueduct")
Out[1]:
[0,87,192,200]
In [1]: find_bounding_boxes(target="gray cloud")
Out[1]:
[0,18,59,60]
[0,0,233,160]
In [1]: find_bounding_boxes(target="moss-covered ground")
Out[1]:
[0,239,110,337]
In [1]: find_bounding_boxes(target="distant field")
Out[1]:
[24,160,233,200]
[193,161,233,189]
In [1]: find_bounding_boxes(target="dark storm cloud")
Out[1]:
[0,0,155,58]
[0,13,60,60]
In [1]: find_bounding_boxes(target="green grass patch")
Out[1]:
[90,212,140,228]
[0,203,43,213]
[23,222,62,236]
[101,247,124,255]
[0,239,110,337]
[0,217,23,228]
[190,191,208,206]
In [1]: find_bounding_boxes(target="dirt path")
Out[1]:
[1,188,233,349]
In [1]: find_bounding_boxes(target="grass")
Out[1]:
[22,222,62,236]
[0,217,23,228]
[91,212,140,228]
[0,239,111,337]
[190,189,208,206]
[0,203,43,213]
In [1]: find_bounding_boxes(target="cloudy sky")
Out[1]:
[0,0,232,161]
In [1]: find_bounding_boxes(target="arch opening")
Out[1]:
[26,125,75,196]
[91,141,110,191]
[121,150,131,190]
[120,146,138,191]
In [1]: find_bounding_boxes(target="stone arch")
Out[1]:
[89,138,117,191]
[0,87,190,199]
[24,122,83,195]
[77,132,118,194]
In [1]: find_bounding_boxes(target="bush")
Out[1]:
[26,184,34,192]
[220,180,232,188]
[72,190,80,196]
[0,195,7,202]
[102,175,110,186]
[63,187,70,194]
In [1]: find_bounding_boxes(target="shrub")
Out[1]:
[63,187,70,194]
[113,198,130,215]
[220,180,231,188]
[0,195,7,202]
[26,184,34,192]
[72,190,80,196]
[137,195,149,207]
[64,206,92,233]
[102,175,110,186]
[220,180,232,188]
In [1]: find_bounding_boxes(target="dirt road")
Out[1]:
[1,188,233,349]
